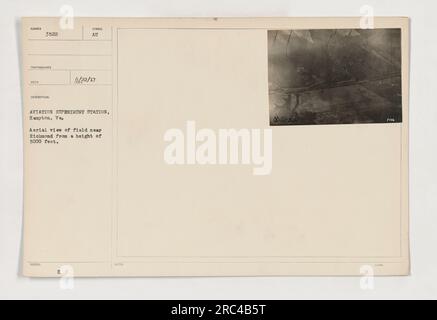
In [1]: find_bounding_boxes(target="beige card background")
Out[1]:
[21,17,409,277]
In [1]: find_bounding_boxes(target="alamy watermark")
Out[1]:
[360,265,375,290]
[59,5,74,30]
[360,5,375,29]
[58,265,75,290]
[164,121,273,176]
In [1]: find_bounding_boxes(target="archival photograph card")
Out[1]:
[21,17,410,277]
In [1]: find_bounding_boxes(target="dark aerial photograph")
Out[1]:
[268,29,402,126]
